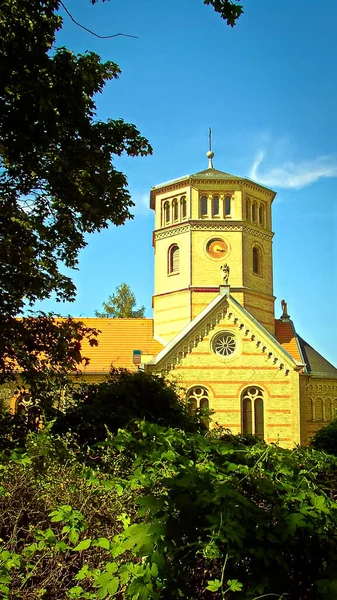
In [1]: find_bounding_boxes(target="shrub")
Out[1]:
[52,368,200,446]
[2,424,337,599]
[310,418,337,455]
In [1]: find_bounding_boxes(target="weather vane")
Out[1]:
[207,127,214,169]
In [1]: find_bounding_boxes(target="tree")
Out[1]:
[0,0,152,320]
[95,283,145,318]
[0,0,243,391]
[203,0,243,26]
[0,0,151,385]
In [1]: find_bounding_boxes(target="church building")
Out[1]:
[78,149,337,448]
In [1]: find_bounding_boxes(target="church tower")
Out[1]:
[151,149,276,343]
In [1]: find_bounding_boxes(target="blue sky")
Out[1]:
[37,0,337,366]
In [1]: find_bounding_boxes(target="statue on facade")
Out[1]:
[281,299,289,318]
[221,263,230,284]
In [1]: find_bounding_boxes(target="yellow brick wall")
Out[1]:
[299,375,337,445]
[161,321,301,448]
[154,229,191,296]
[153,290,191,342]
[191,229,243,288]
[241,290,275,335]
[191,291,219,319]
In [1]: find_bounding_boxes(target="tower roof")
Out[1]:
[151,167,241,191]
[150,166,276,209]
[297,335,337,379]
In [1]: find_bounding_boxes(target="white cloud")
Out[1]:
[249,150,337,189]
[130,191,152,215]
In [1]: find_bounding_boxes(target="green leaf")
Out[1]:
[69,529,79,545]
[227,579,243,592]
[67,586,85,599]
[95,573,119,598]
[75,564,91,581]
[0,583,10,595]
[206,578,222,592]
[95,537,110,550]
[73,539,92,551]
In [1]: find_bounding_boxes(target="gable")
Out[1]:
[147,289,301,376]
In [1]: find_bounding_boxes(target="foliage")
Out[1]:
[1,421,337,598]
[0,0,243,388]
[0,314,100,421]
[89,0,244,27]
[0,0,151,385]
[0,0,151,318]
[203,0,244,26]
[52,368,200,445]
[310,418,337,456]
[95,283,145,319]
[0,314,99,382]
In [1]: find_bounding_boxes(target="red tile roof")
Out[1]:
[77,318,163,374]
[274,319,302,363]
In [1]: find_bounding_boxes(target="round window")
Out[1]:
[212,332,236,357]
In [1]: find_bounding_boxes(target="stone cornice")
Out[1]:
[153,221,274,242]
[150,177,275,209]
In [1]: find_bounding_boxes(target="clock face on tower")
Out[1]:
[206,237,228,259]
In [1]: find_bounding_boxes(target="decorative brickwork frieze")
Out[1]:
[153,222,273,242]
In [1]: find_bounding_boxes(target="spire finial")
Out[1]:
[206,126,214,169]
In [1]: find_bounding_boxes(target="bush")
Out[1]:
[2,424,337,599]
[52,368,200,446]
[310,418,337,455]
[0,409,35,451]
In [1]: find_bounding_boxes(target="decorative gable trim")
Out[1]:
[147,292,304,378]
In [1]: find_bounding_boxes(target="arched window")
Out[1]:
[200,195,208,217]
[187,387,209,426]
[212,196,219,217]
[173,199,179,222]
[334,398,337,419]
[164,201,170,225]
[225,195,231,216]
[242,396,252,434]
[308,398,314,421]
[252,246,262,275]
[324,398,332,421]
[314,398,323,421]
[241,387,264,439]
[252,201,257,222]
[246,198,251,221]
[188,397,197,417]
[168,244,179,274]
[259,204,265,227]
[180,196,187,220]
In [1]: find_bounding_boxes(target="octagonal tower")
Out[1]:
[150,156,276,343]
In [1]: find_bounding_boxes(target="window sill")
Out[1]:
[168,271,180,277]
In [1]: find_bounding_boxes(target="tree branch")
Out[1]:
[59,1,138,39]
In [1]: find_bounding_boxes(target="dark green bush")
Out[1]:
[52,368,200,446]
[310,419,337,455]
[2,424,337,599]
[0,409,35,451]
